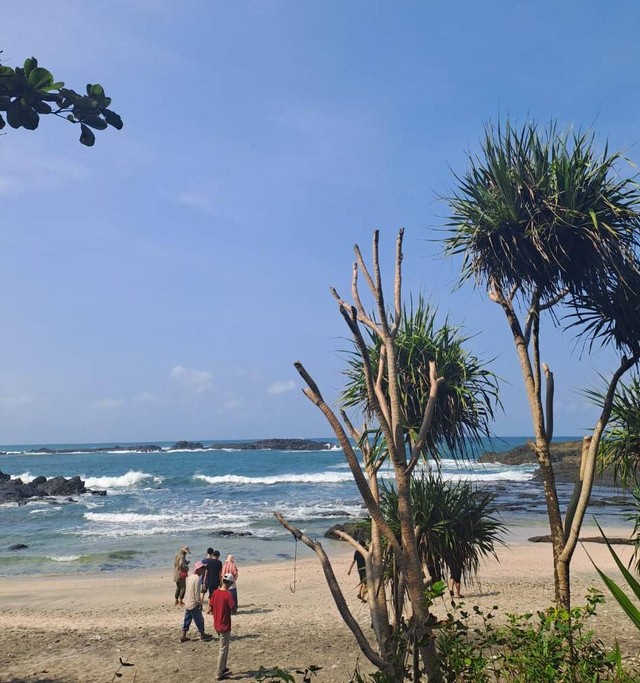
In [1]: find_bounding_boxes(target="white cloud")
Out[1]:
[0,395,35,407]
[133,392,157,404]
[176,191,217,217]
[92,398,125,411]
[169,365,213,394]
[267,380,296,395]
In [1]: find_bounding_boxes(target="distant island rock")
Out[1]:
[207,439,333,451]
[0,471,105,505]
[478,440,621,487]
[22,438,334,455]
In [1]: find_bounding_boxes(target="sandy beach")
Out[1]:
[1,531,639,683]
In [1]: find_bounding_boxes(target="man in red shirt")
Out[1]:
[210,572,237,680]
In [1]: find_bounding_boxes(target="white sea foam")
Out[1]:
[13,471,35,483]
[84,512,173,523]
[82,471,161,489]
[47,555,81,562]
[193,472,354,486]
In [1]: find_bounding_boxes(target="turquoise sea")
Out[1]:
[0,437,633,576]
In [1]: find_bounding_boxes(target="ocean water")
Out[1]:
[0,437,633,576]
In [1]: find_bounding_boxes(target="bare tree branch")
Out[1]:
[274,513,392,675]
[294,360,401,554]
[543,363,554,442]
[406,361,445,475]
[390,228,404,337]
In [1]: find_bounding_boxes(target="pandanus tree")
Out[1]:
[275,232,498,681]
[444,120,640,609]
[380,474,506,599]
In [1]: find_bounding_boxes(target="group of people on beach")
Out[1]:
[173,545,239,681]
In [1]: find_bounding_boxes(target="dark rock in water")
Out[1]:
[8,543,28,550]
[0,470,93,505]
[478,440,582,466]
[208,530,253,537]
[172,440,205,450]
[325,521,370,542]
[208,438,333,451]
[479,440,623,488]
[529,534,633,545]
[90,489,107,496]
[40,475,86,496]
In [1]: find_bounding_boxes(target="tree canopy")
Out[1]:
[0,55,122,146]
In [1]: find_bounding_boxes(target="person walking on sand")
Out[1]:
[174,545,190,606]
[210,572,237,680]
[202,548,223,603]
[221,554,239,607]
[179,560,213,642]
[348,548,367,602]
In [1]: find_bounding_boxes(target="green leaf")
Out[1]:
[89,83,105,98]
[6,105,21,128]
[32,100,52,115]
[23,57,37,75]
[82,115,108,130]
[28,67,54,90]
[19,106,40,130]
[103,109,123,130]
[79,123,96,147]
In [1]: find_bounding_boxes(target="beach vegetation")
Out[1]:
[276,230,498,682]
[0,53,122,145]
[436,590,637,682]
[380,473,506,595]
[444,119,640,610]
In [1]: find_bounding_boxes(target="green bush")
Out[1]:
[436,590,638,682]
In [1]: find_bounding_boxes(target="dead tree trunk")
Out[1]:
[490,283,638,610]
[276,230,444,681]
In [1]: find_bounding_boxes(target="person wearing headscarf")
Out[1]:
[173,546,190,605]
[221,554,239,607]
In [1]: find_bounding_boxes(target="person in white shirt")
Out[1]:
[179,560,213,642]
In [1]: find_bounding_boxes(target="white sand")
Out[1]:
[0,533,638,682]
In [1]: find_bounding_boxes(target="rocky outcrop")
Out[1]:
[478,440,622,487]
[0,471,103,505]
[478,440,582,466]
[325,521,370,542]
[529,534,633,545]
[208,439,333,451]
[171,441,205,450]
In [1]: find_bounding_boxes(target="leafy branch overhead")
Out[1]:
[0,56,122,146]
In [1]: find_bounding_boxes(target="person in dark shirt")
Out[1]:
[348,548,367,601]
[202,548,223,604]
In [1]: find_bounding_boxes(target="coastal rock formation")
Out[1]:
[171,441,205,450]
[478,440,621,487]
[478,440,582,466]
[208,439,333,451]
[0,471,102,505]
[325,521,370,542]
[529,534,633,545]
[17,438,334,455]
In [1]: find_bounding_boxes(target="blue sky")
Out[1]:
[1,1,639,443]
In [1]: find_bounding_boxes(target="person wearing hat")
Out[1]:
[209,572,237,680]
[173,546,190,606]
[179,560,213,642]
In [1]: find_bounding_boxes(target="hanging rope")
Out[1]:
[289,536,298,593]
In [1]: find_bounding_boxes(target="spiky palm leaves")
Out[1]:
[381,473,506,587]
[587,374,640,487]
[444,121,640,305]
[341,299,500,461]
